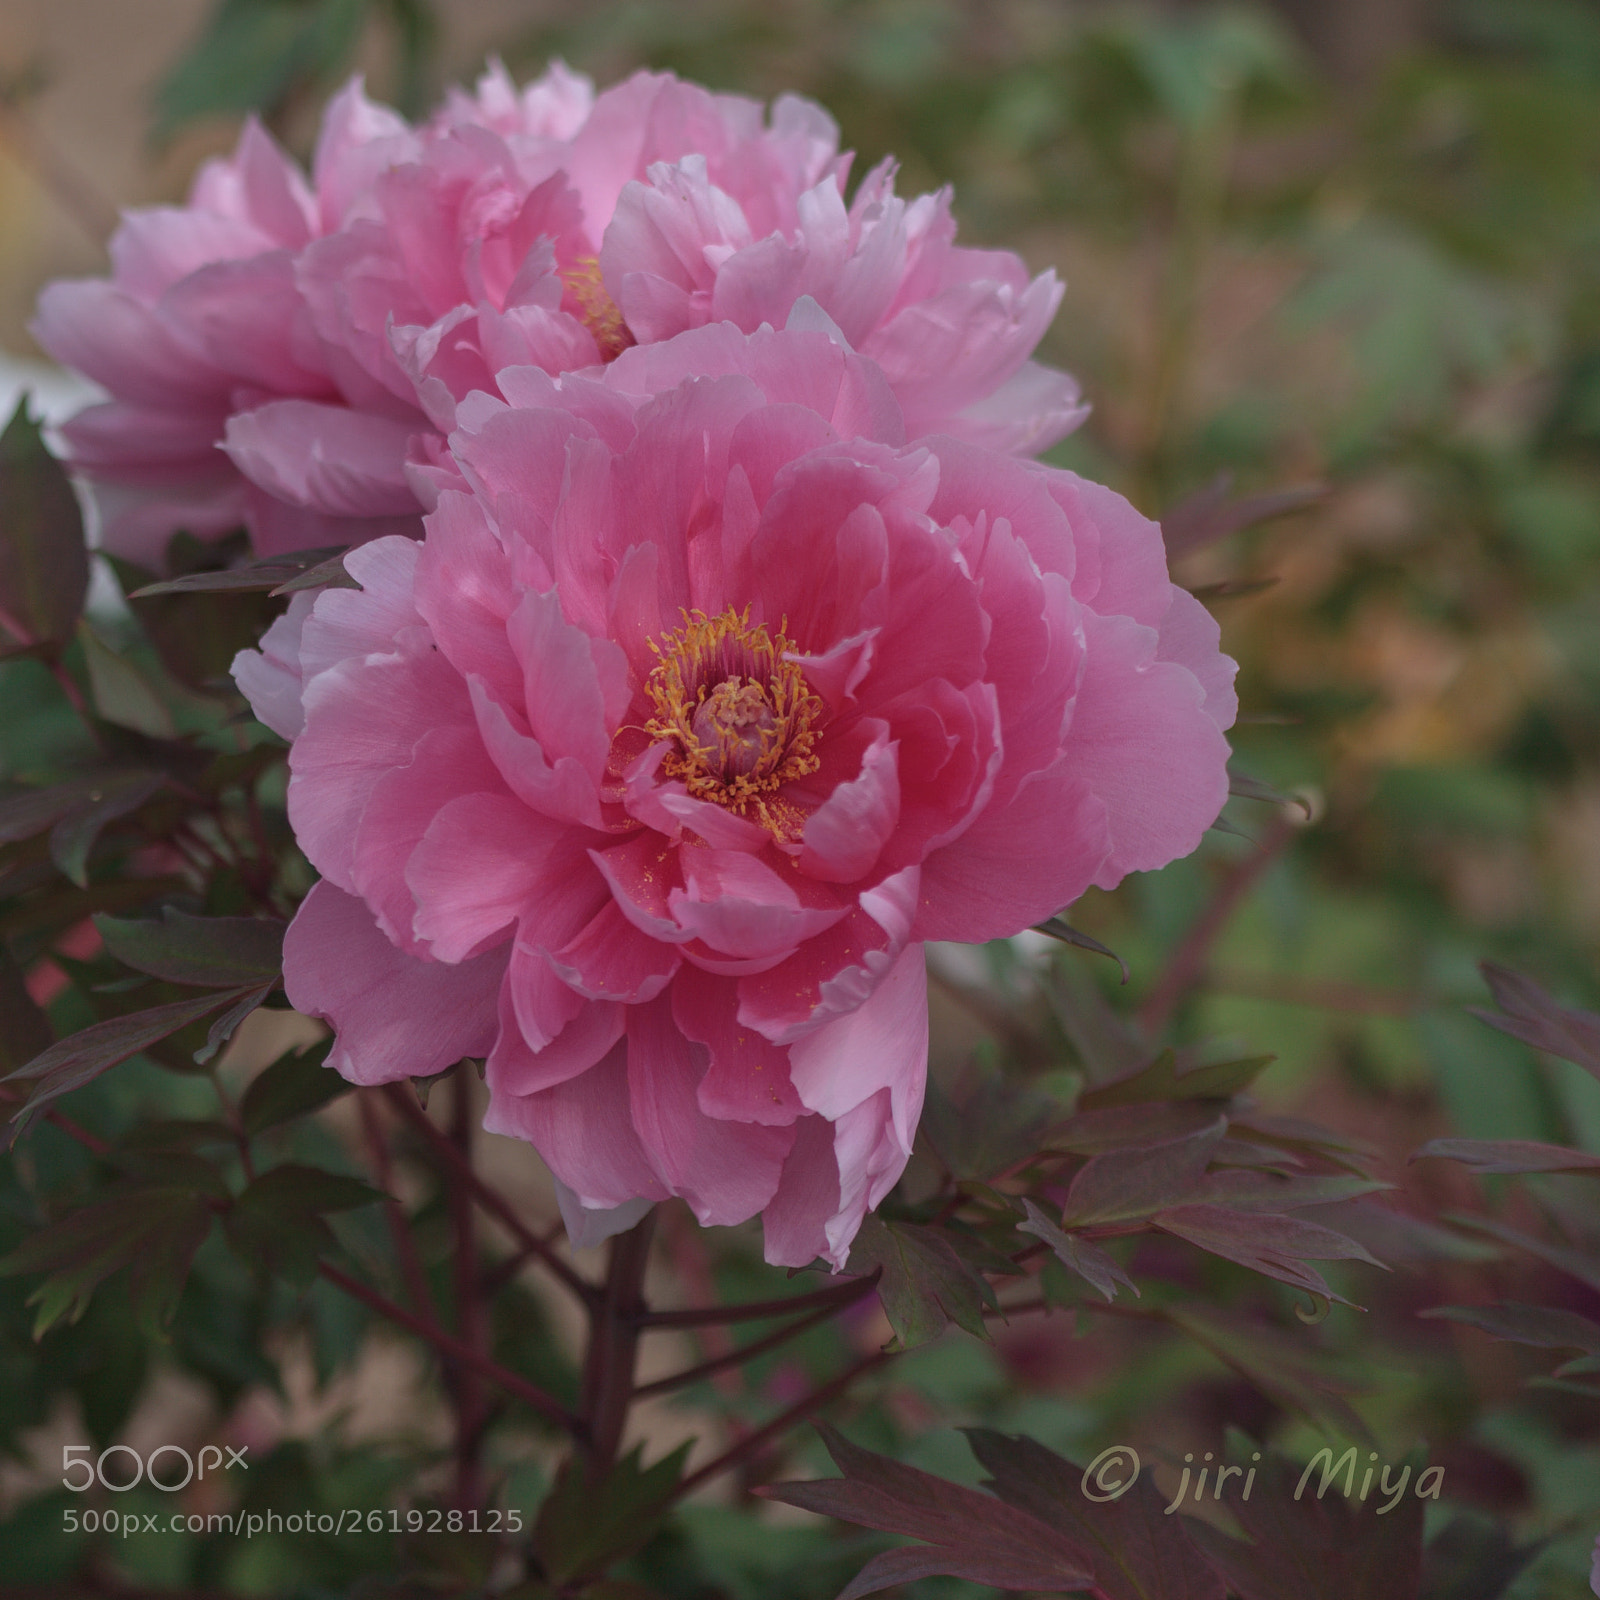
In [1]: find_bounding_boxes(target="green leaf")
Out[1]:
[0,396,88,656]
[95,906,286,988]
[1,985,259,1139]
[1078,1049,1274,1110]
[152,0,368,139]
[0,1185,215,1338]
[222,1163,383,1288]
[240,1039,346,1134]
[77,622,176,738]
[533,1442,692,1585]
[844,1215,996,1349]
[918,1064,1062,1181]
[1017,1198,1138,1302]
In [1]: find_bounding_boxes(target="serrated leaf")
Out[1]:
[1470,963,1600,1079]
[1018,1198,1139,1301]
[1183,1448,1424,1600]
[758,1425,1093,1600]
[0,1185,215,1338]
[1412,1137,1600,1175]
[1079,1049,1274,1110]
[240,1039,346,1134]
[222,1163,382,1287]
[0,396,88,654]
[1,985,260,1139]
[1060,1118,1225,1226]
[1152,1204,1384,1304]
[1162,1303,1373,1438]
[1419,1301,1600,1354]
[962,1427,1225,1600]
[47,771,168,886]
[77,622,176,738]
[919,1063,1063,1181]
[95,907,286,988]
[845,1216,997,1348]
[533,1442,691,1585]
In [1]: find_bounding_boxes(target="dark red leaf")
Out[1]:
[964,1427,1226,1600]
[95,907,286,988]
[1018,1198,1139,1301]
[1412,1138,1600,1176]
[1077,1049,1274,1111]
[844,1216,996,1348]
[1160,471,1324,558]
[1471,963,1600,1079]
[1153,1204,1385,1304]
[0,397,88,655]
[1419,1301,1600,1354]
[1061,1118,1225,1226]
[759,1425,1093,1599]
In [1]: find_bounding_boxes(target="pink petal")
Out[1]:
[406,791,585,962]
[487,984,624,1097]
[224,400,420,517]
[760,1114,841,1267]
[672,964,804,1126]
[913,756,1109,942]
[284,880,503,1085]
[797,723,900,883]
[484,1039,669,1210]
[551,900,681,1003]
[1067,609,1233,887]
[625,995,794,1226]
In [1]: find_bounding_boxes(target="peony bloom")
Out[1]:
[234,326,1233,1267]
[36,61,1084,568]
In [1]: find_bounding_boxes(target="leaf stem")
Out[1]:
[317,1260,586,1438]
[665,1349,893,1505]
[635,1276,876,1329]
[357,1091,435,1321]
[633,1291,874,1399]
[450,1070,485,1510]
[381,1080,596,1306]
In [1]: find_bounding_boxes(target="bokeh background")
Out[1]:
[4,1,1600,1595]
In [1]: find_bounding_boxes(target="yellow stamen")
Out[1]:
[560,256,632,361]
[643,607,823,842]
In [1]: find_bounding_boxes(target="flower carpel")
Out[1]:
[643,608,823,841]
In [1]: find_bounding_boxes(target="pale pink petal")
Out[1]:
[487,984,624,1097]
[672,964,804,1126]
[231,591,314,740]
[797,724,900,883]
[484,1040,669,1210]
[224,400,419,517]
[551,901,681,1003]
[284,880,503,1084]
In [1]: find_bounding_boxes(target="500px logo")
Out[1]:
[62,1443,248,1493]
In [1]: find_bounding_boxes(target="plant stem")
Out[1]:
[635,1276,877,1329]
[317,1260,585,1437]
[381,1081,596,1306]
[579,1208,657,1486]
[667,1349,893,1505]
[1138,816,1295,1034]
[450,1070,485,1510]
[633,1293,873,1399]
[357,1091,436,1321]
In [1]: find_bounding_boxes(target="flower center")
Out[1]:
[560,256,633,361]
[643,607,823,840]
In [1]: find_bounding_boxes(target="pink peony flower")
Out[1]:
[36,62,1085,569]
[234,326,1233,1266]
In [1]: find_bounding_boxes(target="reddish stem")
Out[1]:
[450,1071,485,1510]
[357,1092,435,1321]
[580,1208,657,1486]
[636,1277,876,1329]
[1138,816,1295,1034]
[633,1289,875,1400]
[381,1081,595,1305]
[668,1349,893,1505]
[317,1261,584,1437]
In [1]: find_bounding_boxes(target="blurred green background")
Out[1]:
[3,1,1600,1595]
